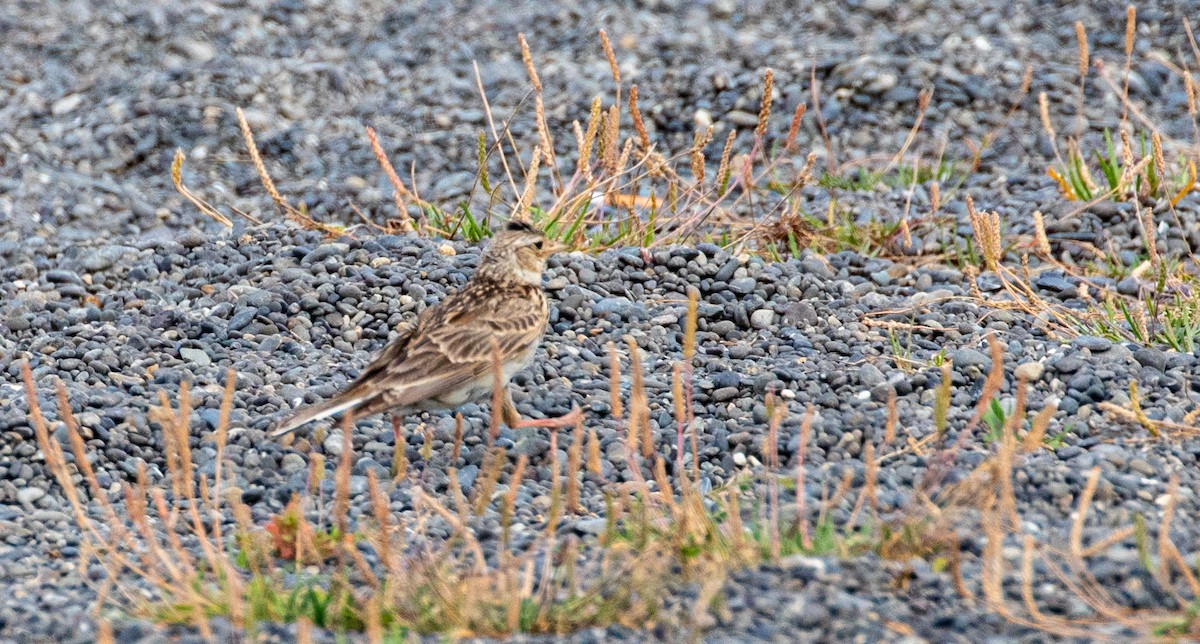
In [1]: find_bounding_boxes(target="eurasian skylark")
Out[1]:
[272,221,581,437]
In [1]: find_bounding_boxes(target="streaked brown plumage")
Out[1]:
[272,221,577,437]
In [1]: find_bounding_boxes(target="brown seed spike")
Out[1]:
[784,103,806,152]
[629,85,650,150]
[756,69,774,140]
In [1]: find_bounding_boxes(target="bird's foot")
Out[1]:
[507,405,584,429]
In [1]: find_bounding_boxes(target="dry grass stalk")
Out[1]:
[602,105,621,176]
[515,145,542,221]
[598,30,621,104]
[366,470,394,572]
[1139,203,1160,271]
[473,448,508,516]
[1038,92,1063,165]
[884,391,897,445]
[586,427,604,477]
[333,414,354,536]
[629,85,650,150]
[365,126,416,232]
[391,416,408,481]
[236,109,286,211]
[784,103,806,152]
[1021,401,1057,452]
[518,33,542,93]
[884,89,933,176]
[567,421,584,513]
[966,196,1003,271]
[810,64,836,172]
[715,130,736,194]
[934,359,952,435]
[1032,210,1051,256]
[794,404,814,549]
[1075,21,1089,136]
[1069,467,1101,560]
[625,336,653,459]
[690,126,714,186]
[236,108,340,233]
[170,149,235,227]
[1121,6,1137,125]
[930,180,941,213]
[755,68,774,140]
[578,97,603,178]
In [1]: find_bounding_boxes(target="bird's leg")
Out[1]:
[501,387,584,429]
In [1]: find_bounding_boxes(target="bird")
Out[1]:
[272,220,582,437]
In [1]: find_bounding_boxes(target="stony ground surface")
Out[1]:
[2,0,1200,642]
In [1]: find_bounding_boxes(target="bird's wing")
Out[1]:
[339,282,546,409]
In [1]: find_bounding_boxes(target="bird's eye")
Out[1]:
[533,240,544,250]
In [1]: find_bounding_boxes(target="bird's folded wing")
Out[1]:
[339,291,544,408]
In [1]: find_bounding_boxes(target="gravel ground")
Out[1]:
[3,0,1200,642]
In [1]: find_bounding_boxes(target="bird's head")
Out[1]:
[477,220,570,285]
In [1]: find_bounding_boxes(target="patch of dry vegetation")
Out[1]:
[22,293,1200,640]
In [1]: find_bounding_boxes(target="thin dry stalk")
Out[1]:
[626,336,653,459]
[365,126,416,232]
[1075,21,1089,136]
[629,85,650,150]
[1021,401,1058,452]
[391,417,408,481]
[333,413,354,536]
[1038,92,1064,166]
[586,427,604,477]
[784,103,807,152]
[602,105,620,176]
[715,130,736,194]
[473,448,508,516]
[884,391,897,445]
[1032,211,1052,256]
[794,404,814,549]
[366,470,395,571]
[515,145,542,220]
[598,30,621,105]
[883,88,933,176]
[236,109,285,210]
[967,196,1003,272]
[755,68,774,141]
[811,63,836,172]
[473,61,520,198]
[690,126,714,185]
[1121,5,1136,125]
[566,420,584,513]
[1069,467,1101,559]
[579,97,603,178]
[171,149,235,227]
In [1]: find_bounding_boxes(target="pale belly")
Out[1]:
[421,346,537,410]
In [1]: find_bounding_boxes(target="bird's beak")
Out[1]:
[546,239,572,255]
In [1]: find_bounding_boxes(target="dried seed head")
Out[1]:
[1124,5,1137,57]
[756,68,775,139]
[1151,131,1166,192]
[1075,21,1089,80]
[629,85,650,150]
[516,145,541,220]
[1032,210,1051,256]
[716,130,737,193]
[578,99,602,180]
[1037,92,1056,142]
[966,196,1003,271]
[1186,73,1197,117]
[784,102,807,151]
[518,33,542,93]
[599,30,620,95]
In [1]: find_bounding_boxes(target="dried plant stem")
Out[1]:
[365,126,417,232]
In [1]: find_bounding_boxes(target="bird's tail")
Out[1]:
[271,394,366,438]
